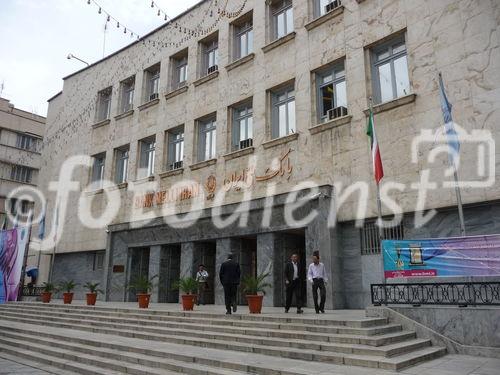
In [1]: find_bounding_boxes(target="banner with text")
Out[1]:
[0,227,29,303]
[382,234,500,279]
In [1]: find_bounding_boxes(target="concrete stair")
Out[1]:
[0,302,446,374]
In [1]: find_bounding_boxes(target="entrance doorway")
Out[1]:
[127,247,150,302]
[238,237,257,305]
[158,245,181,303]
[276,230,307,308]
[193,241,216,304]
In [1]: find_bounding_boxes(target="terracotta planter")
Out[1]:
[137,293,151,309]
[246,294,264,314]
[63,292,74,304]
[181,294,196,311]
[41,292,52,303]
[86,293,97,306]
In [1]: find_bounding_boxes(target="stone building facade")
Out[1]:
[41,0,500,307]
[0,97,45,227]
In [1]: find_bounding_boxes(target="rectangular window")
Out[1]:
[372,36,410,104]
[93,251,105,271]
[316,0,341,18]
[361,221,404,255]
[167,126,184,170]
[145,64,160,101]
[96,87,112,122]
[203,39,219,75]
[198,118,217,162]
[316,62,347,122]
[173,54,189,89]
[16,134,38,152]
[138,137,156,178]
[272,0,294,40]
[120,76,135,113]
[114,146,129,184]
[271,85,296,139]
[235,20,253,59]
[10,165,33,184]
[232,102,253,150]
[91,154,105,189]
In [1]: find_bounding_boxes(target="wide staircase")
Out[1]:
[0,302,446,375]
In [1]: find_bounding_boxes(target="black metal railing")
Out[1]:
[371,282,500,306]
[21,286,44,297]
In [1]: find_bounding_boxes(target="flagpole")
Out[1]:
[48,201,58,283]
[439,72,466,236]
[17,208,34,301]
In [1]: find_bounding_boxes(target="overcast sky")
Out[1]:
[0,0,199,117]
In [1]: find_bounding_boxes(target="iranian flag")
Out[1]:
[366,109,384,184]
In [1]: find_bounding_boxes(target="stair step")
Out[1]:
[0,321,444,372]
[0,306,402,336]
[4,302,387,327]
[0,351,79,375]
[0,336,248,375]
[0,314,419,357]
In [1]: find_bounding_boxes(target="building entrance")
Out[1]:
[193,241,216,304]
[159,245,181,303]
[237,237,257,305]
[127,247,149,302]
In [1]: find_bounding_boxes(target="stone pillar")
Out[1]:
[105,233,129,302]
[180,242,195,301]
[305,194,345,310]
[215,238,241,305]
[149,245,161,303]
[257,233,276,307]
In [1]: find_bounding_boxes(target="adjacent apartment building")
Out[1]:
[40,0,500,308]
[0,97,45,228]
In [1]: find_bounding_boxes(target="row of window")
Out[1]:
[4,164,35,184]
[0,129,41,153]
[94,1,354,123]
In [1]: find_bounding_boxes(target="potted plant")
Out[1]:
[128,275,157,308]
[241,272,271,314]
[40,282,56,303]
[173,277,198,311]
[59,280,77,304]
[83,282,103,306]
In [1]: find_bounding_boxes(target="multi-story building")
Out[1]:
[0,97,45,228]
[40,0,500,308]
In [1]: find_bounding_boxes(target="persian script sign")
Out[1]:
[134,183,201,209]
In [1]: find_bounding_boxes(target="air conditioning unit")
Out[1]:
[207,65,218,75]
[325,0,340,13]
[171,161,183,170]
[327,106,348,120]
[240,138,253,149]
[149,93,159,101]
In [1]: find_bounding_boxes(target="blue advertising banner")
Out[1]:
[382,234,500,279]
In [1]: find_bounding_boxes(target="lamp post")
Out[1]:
[67,54,90,66]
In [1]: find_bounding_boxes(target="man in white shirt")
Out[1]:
[307,253,327,314]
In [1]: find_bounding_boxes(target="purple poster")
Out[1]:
[382,234,500,279]
[0,227,29,303]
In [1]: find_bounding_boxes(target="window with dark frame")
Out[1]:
[96,87,112,122]
[16,134,38,152]
[232,102,253,151]
[371,35,410,104]
[10,165,33,184]
[120,76,135,113]
[145,64,160,102]
[198,117,217,162]
[360,220,405,255]
[91,153,105,190]
[138,137,156,178]
[271,85,296,139]
[167,126,184,170]
[93,251,105,271]
[203,39,219,75]
[315,0,341,18]
[235,19,253,60]
[173,55,188,89]
[114,146,129,184]
[271,0,294,40]
[316,61,347,122]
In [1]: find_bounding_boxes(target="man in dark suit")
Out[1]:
[284,253,304,314]
[219,253,241,315]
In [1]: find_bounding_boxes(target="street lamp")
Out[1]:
[67,53,90,66]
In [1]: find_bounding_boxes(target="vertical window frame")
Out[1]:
[114,146,129,184]
[139,137,156,178]
[198,117,217,162]
[316,61,347,122]
[271,85,296,139]
[91,153,106,190]
[167,126,185,170]
[272,0,294,40]
[232,102,253,151]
